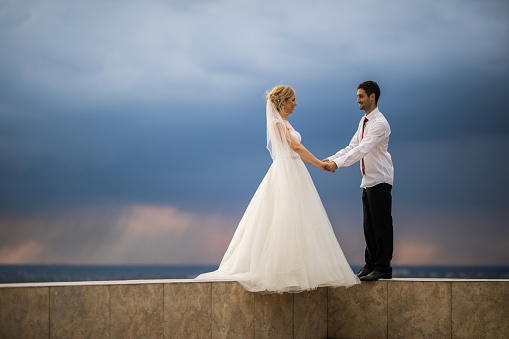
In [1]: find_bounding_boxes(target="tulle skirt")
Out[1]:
[195,157,360,293]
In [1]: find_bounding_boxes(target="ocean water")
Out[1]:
[0,265,218,284]
[0,265,508,284]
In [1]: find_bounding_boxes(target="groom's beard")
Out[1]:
[359,101,373,112]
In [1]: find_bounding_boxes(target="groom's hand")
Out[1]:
[326,161,338,172]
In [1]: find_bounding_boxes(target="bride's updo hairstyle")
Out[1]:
[266,85,295,112]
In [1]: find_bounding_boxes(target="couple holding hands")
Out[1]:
[197,81,394,293]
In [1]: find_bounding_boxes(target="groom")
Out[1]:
[324,80,394,281]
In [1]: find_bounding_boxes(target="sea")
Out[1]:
[0,265,508,284]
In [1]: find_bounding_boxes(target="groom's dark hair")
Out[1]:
[358,81,380,104]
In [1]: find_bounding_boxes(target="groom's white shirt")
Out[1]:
[328,107,394,188]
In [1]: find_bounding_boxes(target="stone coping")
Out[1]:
[1,277,508,288]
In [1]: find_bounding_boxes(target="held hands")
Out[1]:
[316,158,338,173]
[319,160,330,172]
[322,159,338,173]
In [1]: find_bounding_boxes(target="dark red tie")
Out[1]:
[361,117,368,175]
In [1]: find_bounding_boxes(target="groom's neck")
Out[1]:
[364,105,377,116]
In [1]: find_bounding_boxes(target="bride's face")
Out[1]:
[282,95,297,115]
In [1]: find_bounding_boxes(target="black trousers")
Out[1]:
[362,183,393,273]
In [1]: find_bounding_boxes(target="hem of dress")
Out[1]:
[195,276,360,294]
[237,279,360,294]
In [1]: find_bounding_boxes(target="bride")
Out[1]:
[196,85,360,293]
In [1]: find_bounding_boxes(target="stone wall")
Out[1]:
[0,278,508,338]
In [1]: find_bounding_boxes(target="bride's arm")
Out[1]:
[280,127,328,171]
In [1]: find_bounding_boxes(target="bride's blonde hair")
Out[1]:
[266,85,295,112]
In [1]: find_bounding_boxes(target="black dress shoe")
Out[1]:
[356,267,373,278]
[360,270,392,281]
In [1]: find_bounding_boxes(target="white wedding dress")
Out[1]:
[196,102,360,293]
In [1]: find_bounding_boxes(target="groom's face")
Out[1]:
[357,89,374,112]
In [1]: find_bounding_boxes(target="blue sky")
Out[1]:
[1,0,508,266]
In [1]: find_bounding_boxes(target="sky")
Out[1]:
[1,0,508,267]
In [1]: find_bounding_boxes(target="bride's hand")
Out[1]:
[319,161,330,172]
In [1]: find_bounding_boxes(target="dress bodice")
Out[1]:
[284,120,301,142]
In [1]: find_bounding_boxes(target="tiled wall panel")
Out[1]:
[0,279,507,338]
